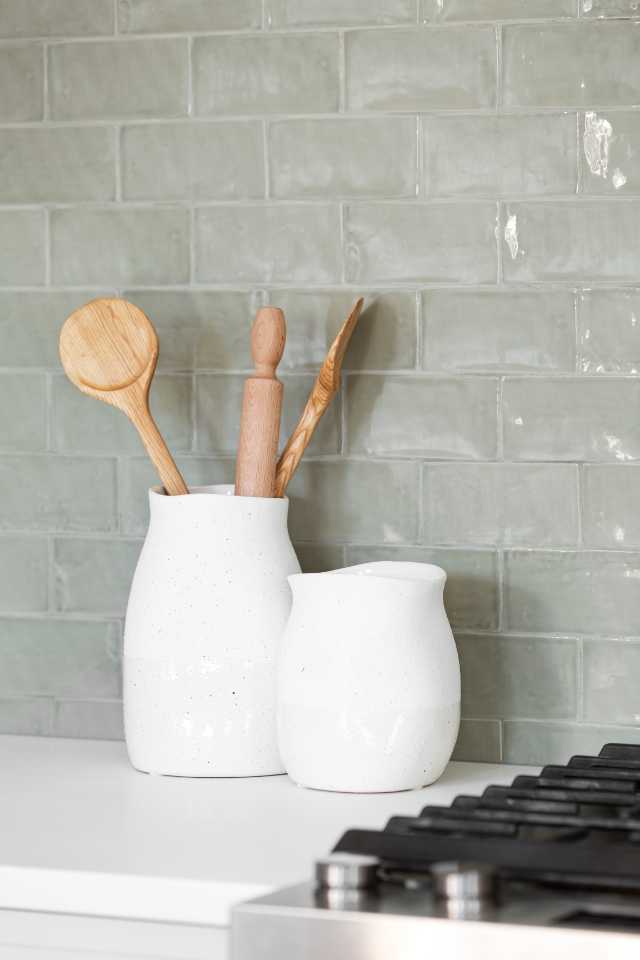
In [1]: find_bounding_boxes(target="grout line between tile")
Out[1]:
[414,290,422,370]
[576,111,583,194]
[496,547,505,633]
[190,371,198,455]
[47,535,56,614]
[495,201,503,285]
[43,208,51,286]
[496,376,504,461]
[417,461,425,543]
[42,43,49,121]
[338,201,346,284]
[495,25,502,113]
[114,126,122,201]
[576,636,584,720]
[186,35,193,116]
[44,372,53,452]
[338,31,346,113]
[573,289,580,373]
[576,463,584,547]
[188,205,196,284]
[8,106,640,129]
[416,115,423,197]
[262,119,270,198]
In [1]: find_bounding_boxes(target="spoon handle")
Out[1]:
[273,388,324,499]
[130,405,188,496]
[274,298,363,498]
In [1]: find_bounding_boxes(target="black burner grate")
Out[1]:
[333,743,640,890]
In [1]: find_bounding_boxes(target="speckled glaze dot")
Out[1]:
[277,562,460,793]
[124,485,300,777]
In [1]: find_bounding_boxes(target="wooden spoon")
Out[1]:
[59,297,188,496]
[274,297,364,498]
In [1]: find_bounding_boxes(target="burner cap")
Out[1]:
[315,853,380,891]
[431,861,497,904]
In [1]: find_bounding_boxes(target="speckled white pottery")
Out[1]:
[124,484,300,777]
[277,561,460,793]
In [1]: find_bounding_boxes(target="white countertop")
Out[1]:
[0,735,537,927]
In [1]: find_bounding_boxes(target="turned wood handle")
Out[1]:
[235,307,286,498]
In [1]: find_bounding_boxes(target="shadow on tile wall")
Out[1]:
[1,0,640,763]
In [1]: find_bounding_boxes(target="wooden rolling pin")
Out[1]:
[235,307,286,497]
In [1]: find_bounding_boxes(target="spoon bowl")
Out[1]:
[59,298,188,496]
[60,298,156,393]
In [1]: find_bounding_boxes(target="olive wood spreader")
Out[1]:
[235,306,287,498]
[59,297,188,496]
[274,297,364,498]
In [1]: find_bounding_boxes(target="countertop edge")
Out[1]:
[0,865,269,928]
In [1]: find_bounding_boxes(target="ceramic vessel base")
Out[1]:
[279,701,460,793]
[124,654,285,778]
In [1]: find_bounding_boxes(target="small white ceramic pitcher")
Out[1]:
[277,561,460,793]
[124,484,300,777]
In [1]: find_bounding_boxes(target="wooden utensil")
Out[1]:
[59,297,188,496]
[274,297,364,498]
[235,307,286,498]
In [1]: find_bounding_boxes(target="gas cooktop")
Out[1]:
[233,743,640,959]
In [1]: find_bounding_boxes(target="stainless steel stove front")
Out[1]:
[232,875,640,960]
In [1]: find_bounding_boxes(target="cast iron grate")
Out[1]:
[333,743,640,890]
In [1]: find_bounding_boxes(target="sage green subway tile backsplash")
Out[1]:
[268,118,417,199]
[121,122,264,202]
[578,290,640,374]
[423,463,579,547]
[48,38,189,120]
[422,291,575,373]
[345,26,497,111]
[423,115,577,198]
[266,0,416,28]
[0,456,118,533]
[345,203,498,283]
[118,0,261,33]
[582,466,640,548]
[422,0,577,19]
[2,4,640,764]
[582,0,640,15]
[0,44,43,120]
[193,34,340,115]
[0,128,116,203]
[0,211,45,285]
[0,537,48,613]
[502,202,640,282]
[503,21,640,108]
[457,635,578,721]
[0,0,114,38]
[51,207,191,286]
[195,205,342,283]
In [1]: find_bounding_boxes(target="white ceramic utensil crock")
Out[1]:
[124,484,300,777]
[277,561,460,793]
